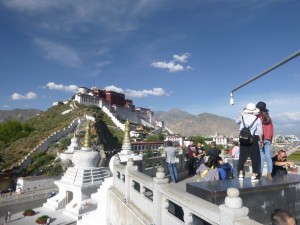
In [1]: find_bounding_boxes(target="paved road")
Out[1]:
[0,198,46,216]
[0,197,76,225]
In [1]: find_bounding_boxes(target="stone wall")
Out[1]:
[10,118,80,173]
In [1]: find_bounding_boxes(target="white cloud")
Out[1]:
[273,112,300,123]
[151,61,184,72]
[151,53,192,72]
[34,38,81,67]
[125,87,168,98]
[173,53,190,63]
[11,92,37,100]
[45,82,79,92]
[104,85,125,94]
[104,85,169,98]
[3,105,10,108]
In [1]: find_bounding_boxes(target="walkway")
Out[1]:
[0,207,76,225]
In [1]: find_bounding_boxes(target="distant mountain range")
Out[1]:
[154,108,239,137]
[0,108,239,137]
[0,109,42,123]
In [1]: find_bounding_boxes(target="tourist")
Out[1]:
[165,141,178,183]
[196,142,206,169]
[218,157,234,179]
[6,209,11,223]
[256,101,274,180]
[187,139,197,175]
[206,141,221,158]
[271,150,295,177]
[231,141,240,178]
[271,209,296,225]
[196,155,220,182]
[236,103,263,182]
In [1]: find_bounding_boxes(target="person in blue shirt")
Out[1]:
[165,141,178,183]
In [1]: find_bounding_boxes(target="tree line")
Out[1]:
[0,120,34,148]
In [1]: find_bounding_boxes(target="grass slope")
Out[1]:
[0,103,123,171]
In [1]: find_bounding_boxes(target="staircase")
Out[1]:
[77,176,113,225]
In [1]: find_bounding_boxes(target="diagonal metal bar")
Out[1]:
[231,50,300,93]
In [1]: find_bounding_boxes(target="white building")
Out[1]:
[16,176,56,194]
[212,133,228,146]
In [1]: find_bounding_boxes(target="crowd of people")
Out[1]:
[163,101,298,223]
[236,101,296,182]
[165,102,297,184]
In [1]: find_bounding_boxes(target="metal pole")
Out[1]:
[231,50,300,93]
[230,50,300,105]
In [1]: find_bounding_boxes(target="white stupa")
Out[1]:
[59,133,80,162]
[117,119,143,164]
[78,119,142,225]
[43,123,110,219]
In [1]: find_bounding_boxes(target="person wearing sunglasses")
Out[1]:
[271,150,296,177]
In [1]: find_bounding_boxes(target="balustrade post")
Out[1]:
[219,188,250,225]
[110,154,120,186]
[152,166,169,225]
[183,208,193,225]
[125,158,134,203]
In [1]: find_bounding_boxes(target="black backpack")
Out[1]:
[239,116,258,145]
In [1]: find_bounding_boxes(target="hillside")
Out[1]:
[0,103,123,171]
[154,108,239,137]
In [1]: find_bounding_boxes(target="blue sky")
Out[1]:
[1,0,300,136]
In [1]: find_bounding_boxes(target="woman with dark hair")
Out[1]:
[256,101,274,180]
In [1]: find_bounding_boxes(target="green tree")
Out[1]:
[0,120,33,146]
[59,137,71,150]
[145,134,161,142]
[192,135,206,145]
[46,164,63,176]
[144,148,153,158]
[158,133,165,141]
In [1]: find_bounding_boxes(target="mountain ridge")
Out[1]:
[0,109,42,123]
[154,108,239,137]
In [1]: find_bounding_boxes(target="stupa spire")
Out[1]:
[121,119,132,153]
[83,122,92,148]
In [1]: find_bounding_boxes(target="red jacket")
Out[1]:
[257,112,274,141]
[188,144,197,158]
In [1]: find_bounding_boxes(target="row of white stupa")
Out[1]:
[43,120,142,223]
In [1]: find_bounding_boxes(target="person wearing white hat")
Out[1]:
[236,103,263,182]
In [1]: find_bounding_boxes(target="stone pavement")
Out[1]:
[0,206,76,225]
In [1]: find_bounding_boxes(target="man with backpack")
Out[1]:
[236,103,263,182]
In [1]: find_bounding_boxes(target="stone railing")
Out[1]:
[108,156,262,225]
